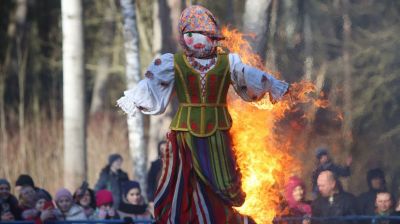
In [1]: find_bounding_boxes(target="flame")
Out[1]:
[220,27,320,223]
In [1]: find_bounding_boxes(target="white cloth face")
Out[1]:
[183,32,217,58]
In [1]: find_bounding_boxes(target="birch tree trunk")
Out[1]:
[62,0,87,190]
[342,0,353,151]
[265,0,278,71]
[303,12,313,81]
[90,0,116,114]
[243,0,271,60]
[119,0,147,194]
[283,0,299,48]
[15,0,29,172]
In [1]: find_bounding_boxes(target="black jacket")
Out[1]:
[357,190,380,215]
[311,191,357,224]
[0,194,21,220]
[94,166,129,209]
[146,159,162,202]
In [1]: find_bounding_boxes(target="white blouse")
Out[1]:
[117,53,288,117]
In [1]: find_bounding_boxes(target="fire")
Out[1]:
[221,27,319,223]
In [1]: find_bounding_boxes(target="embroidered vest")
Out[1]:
[170,53,232,137]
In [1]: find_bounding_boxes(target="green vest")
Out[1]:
[170,53,232,137]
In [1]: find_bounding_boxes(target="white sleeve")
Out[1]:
[229,53,289,102]
[117,53,175,116]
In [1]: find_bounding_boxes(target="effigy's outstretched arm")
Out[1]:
[229,53,289,103]
[117,53,175,116]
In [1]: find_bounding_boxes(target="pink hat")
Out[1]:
[284,176,311,215]
[96,190,113,207]
[55,188,73,202]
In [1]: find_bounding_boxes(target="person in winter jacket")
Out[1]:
[117,181,152,223]
[94,153,129,209]
[91,189,119,220]
[73,182,96,218]
[311,170,357,224]
[278,176,311,224]
[357,168,387,215]
[54,188,87,221]
[311,148,352,197]
[0,178,21,221]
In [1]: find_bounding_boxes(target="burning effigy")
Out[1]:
[117,5,324,224]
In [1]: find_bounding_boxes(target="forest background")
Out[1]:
[1,0,399,200]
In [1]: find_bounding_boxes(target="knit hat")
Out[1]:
[36,189,51,201]
[315,148,329,159]
[108,153,123,165]
[55,188,73,202]
[284,176,311,215]
[367,168,386,189]
[123,181,141,197]
[0,179,10,188]
[15,174,35,187]
[95,189,113,207]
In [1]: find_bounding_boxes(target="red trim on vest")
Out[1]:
[187,74,200,103]
[208,74,217,103]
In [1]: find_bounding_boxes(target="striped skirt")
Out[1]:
[154,130,255,224]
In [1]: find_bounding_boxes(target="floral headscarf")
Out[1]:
[178,5,223,58]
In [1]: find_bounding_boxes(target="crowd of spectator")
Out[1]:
[1,146,400,224]
[0,153,153,223]
[277,148,400,224]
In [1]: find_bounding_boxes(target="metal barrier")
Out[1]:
[0,219,154,224]
[273,215,400,223]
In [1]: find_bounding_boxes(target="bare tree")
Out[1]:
[283,0,299,49]
[62,0,87,190]
[243,0,271,60]
[342,0,352,151]
[90,0,117,114]
[119,0,147,194]
[14,0,29,171]
[265,0,278,71]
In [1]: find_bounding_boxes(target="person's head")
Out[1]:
[55,188,73,213]
[178,5,223,58]
[375,191,393,214]
[317,170,337,197]
[315,148,329,165]
[108,153,123,172]
[74,188,96,209]
[123,181,142,205]
[284,176,306,206]
[35,190,52,211]
[0,179,11,200]
[367,168,386,191]
[15,174,35,194]
[96,189,113,209]
[19,185,37,207]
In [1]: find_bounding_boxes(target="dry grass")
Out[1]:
[0,111,132,196]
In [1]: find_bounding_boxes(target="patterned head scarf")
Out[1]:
[178,5,223,40]
[178,5,223,58]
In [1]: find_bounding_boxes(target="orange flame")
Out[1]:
[221,27,320,223]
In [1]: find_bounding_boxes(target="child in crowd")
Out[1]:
[92,189,119,220]
[55,188,87,221]
[278,176,311,224]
